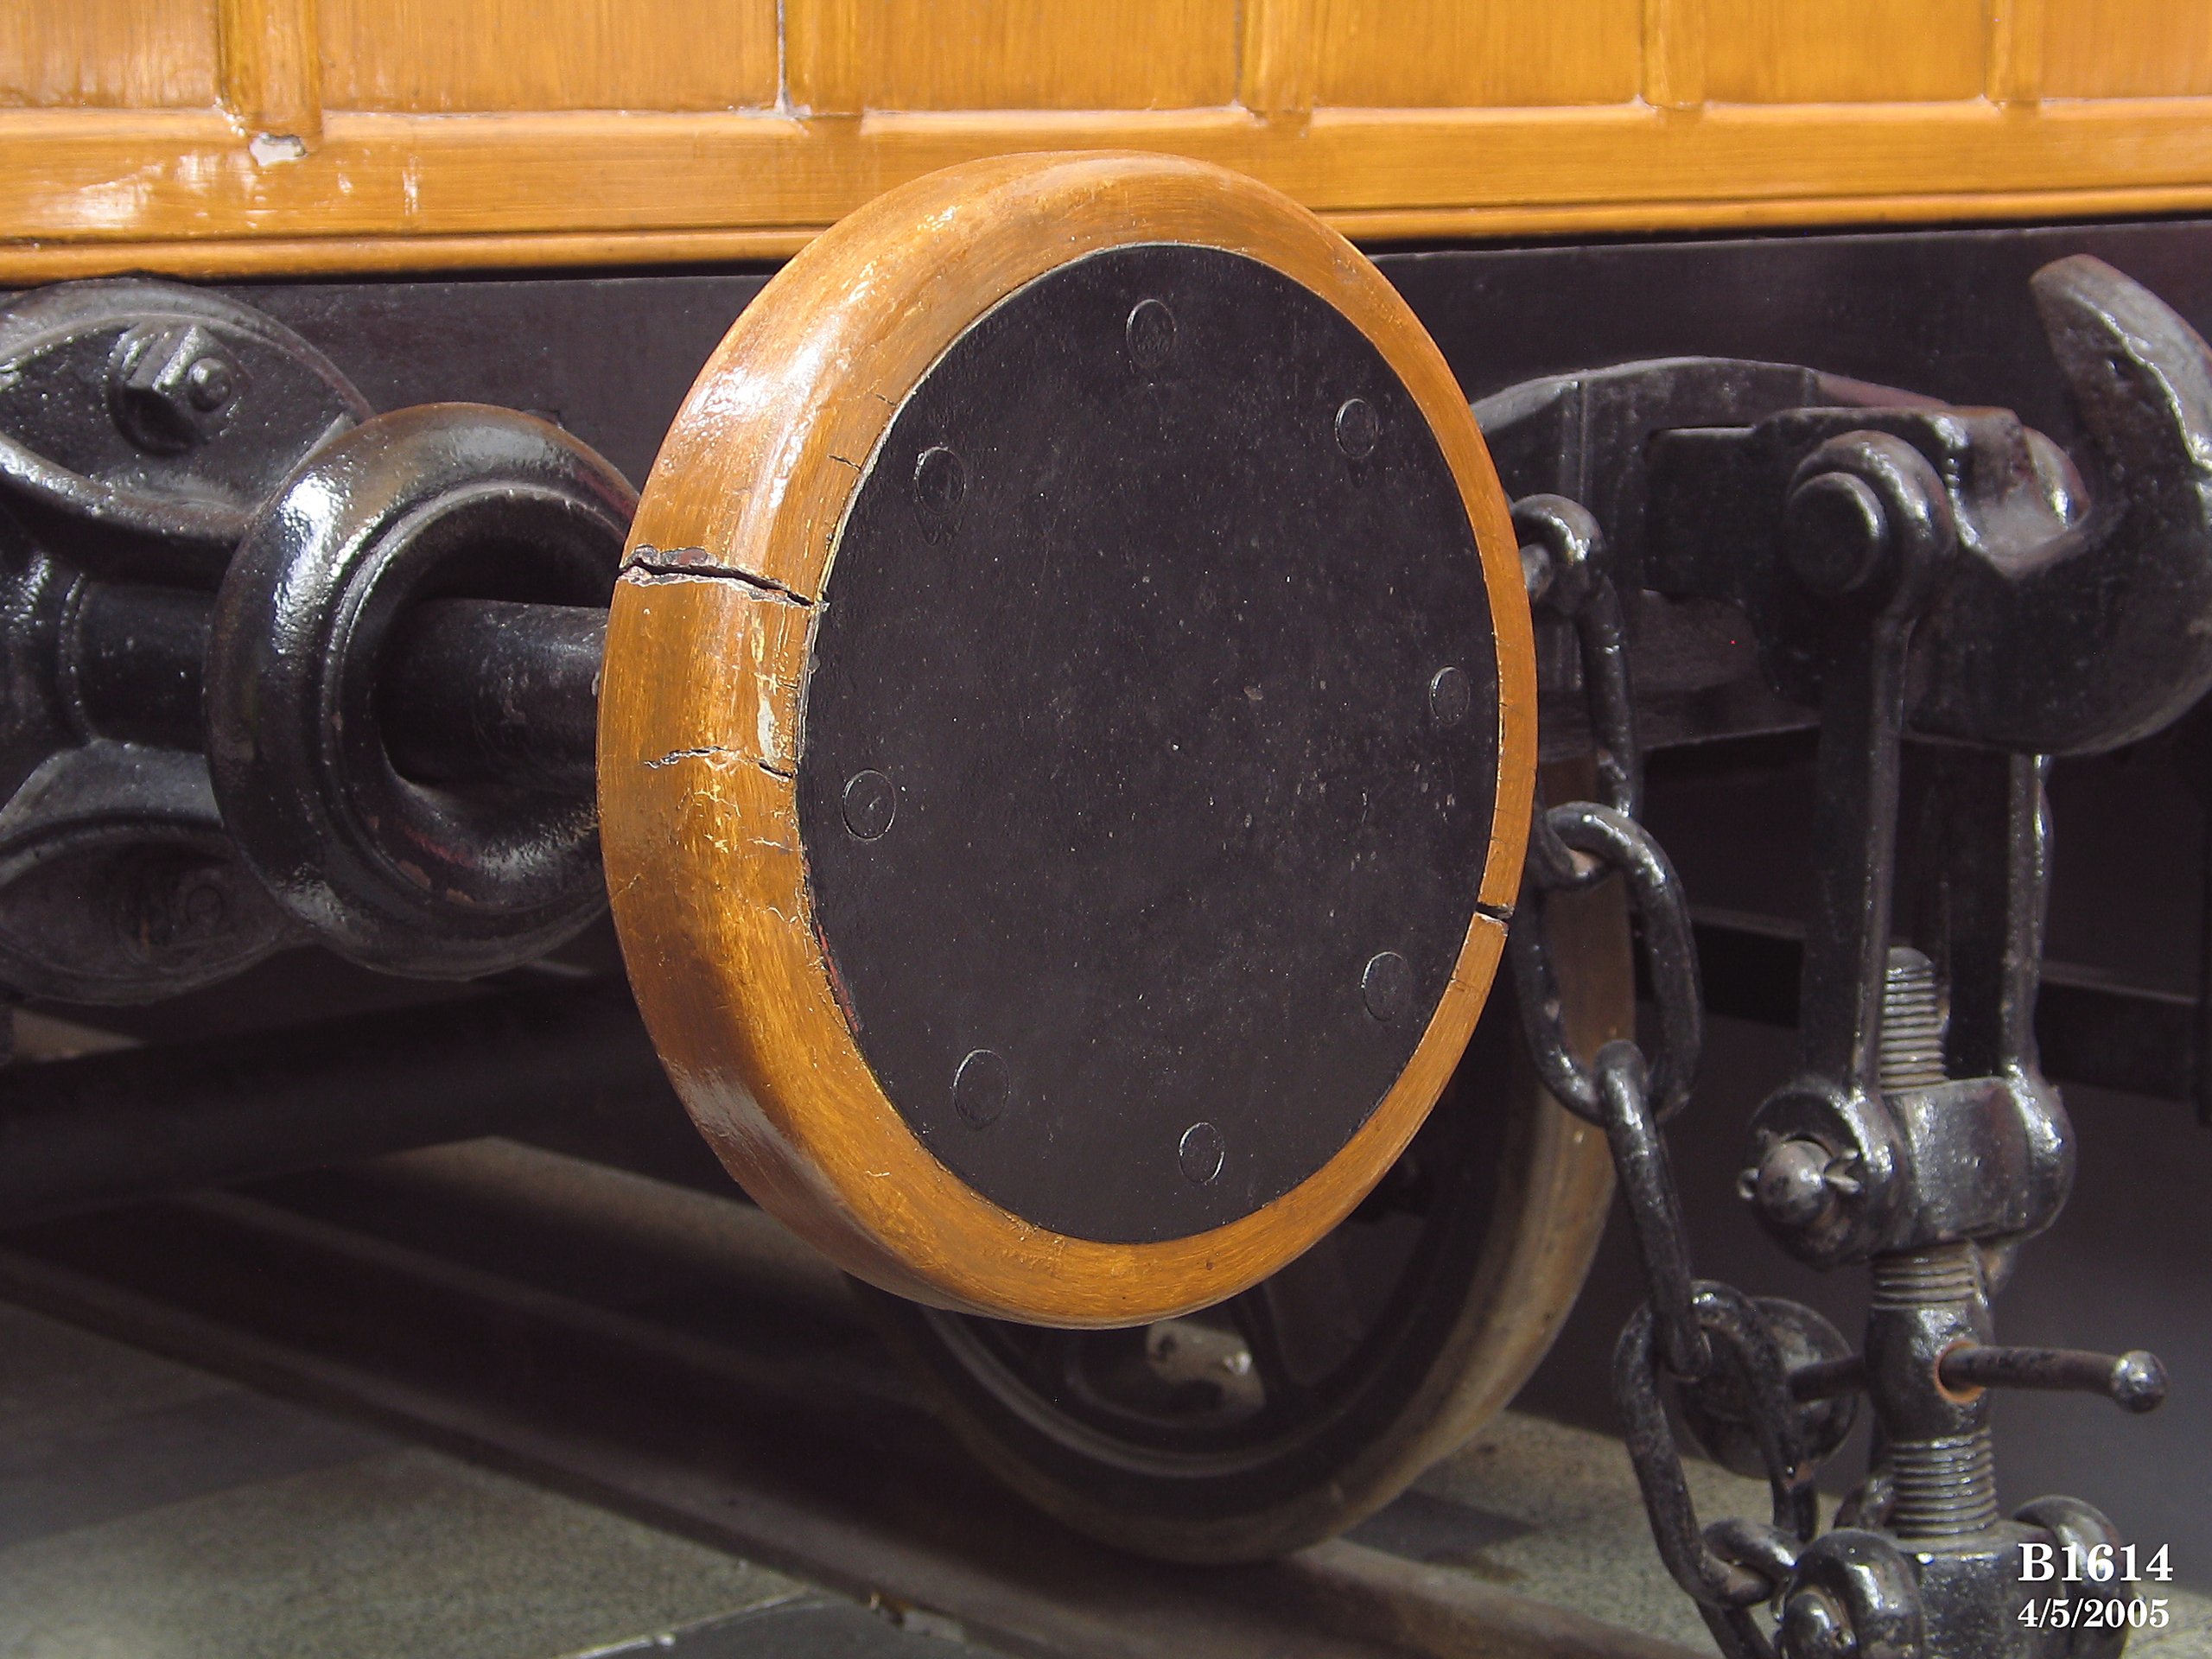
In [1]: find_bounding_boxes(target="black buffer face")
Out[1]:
[798,244,1499,1243]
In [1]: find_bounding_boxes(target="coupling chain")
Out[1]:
[1507,497,1817,1656]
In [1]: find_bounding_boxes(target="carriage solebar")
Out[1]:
[0,156,2200,1656]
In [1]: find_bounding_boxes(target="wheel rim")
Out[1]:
[905,1027,1510,1480]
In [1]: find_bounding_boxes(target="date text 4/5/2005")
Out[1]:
[2019,1599,2169,1630]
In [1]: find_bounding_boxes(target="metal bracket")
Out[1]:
[0,281,371,1002]
[1491,254,2209,1659]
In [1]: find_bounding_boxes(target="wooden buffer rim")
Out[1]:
[598,151,1537,1325]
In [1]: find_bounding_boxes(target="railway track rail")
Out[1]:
[0,1140,1697,1659]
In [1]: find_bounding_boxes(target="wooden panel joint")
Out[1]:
[1987,0,2048,105]
[1643,0,1707,111]
[218,0,322,142]
[785,0,863,118]
[1241,0,1318,120]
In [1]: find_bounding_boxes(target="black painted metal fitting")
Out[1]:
[1739,1082,1908,1268]
[378,599,606,796]
[1783,431,1955,624]
[1939,1345,2168,1414]
[205,402,634,979]
[0,279,369,569]
[1779,1531,1924,1659]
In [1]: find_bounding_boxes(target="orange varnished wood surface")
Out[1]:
[5,0,219,110]
[598,154,1536,1325]
[4,0,2212,278]
[318,0,780,113]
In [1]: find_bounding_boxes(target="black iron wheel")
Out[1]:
[858,868,1629,1563]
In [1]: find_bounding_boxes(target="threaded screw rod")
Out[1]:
[1872,946,2001,1541]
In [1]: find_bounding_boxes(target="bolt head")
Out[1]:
[1428,664,1472,728]
[1179,1120,1224,1185]
[913,445,965,516]
[1335,397,1379,460]
[842,770,897,840]
[1125,297,1176,379]
[953,1048,1011,1127]
[1755,1137,1839,1230]
[129,860,234,954]
[1785,471,1891,598]
[1782,1587,1859,1659]
[186,353,238,411]
[2111,1350,2167,1414]
[181,872,227,928]
[1361,950,1414,1022]
[109,323,232,453]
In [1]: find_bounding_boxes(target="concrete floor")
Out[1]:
[3,1179,2204,1658]
[4,1289,1704,1657]
[0,1305,980,1659]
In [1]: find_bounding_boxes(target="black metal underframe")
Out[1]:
[0,978,676,1227]
[0,214,2209,1236]
[203,215,2212,1118]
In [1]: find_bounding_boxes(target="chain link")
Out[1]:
[1511,805,1702,1124]
[1508,494,1813,1637]
[1596,1041,1708,1377]
[1516,493,1642,889]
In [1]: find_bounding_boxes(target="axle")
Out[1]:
[67,579,606,796]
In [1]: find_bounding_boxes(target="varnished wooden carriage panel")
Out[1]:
[5,2,2211,277]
